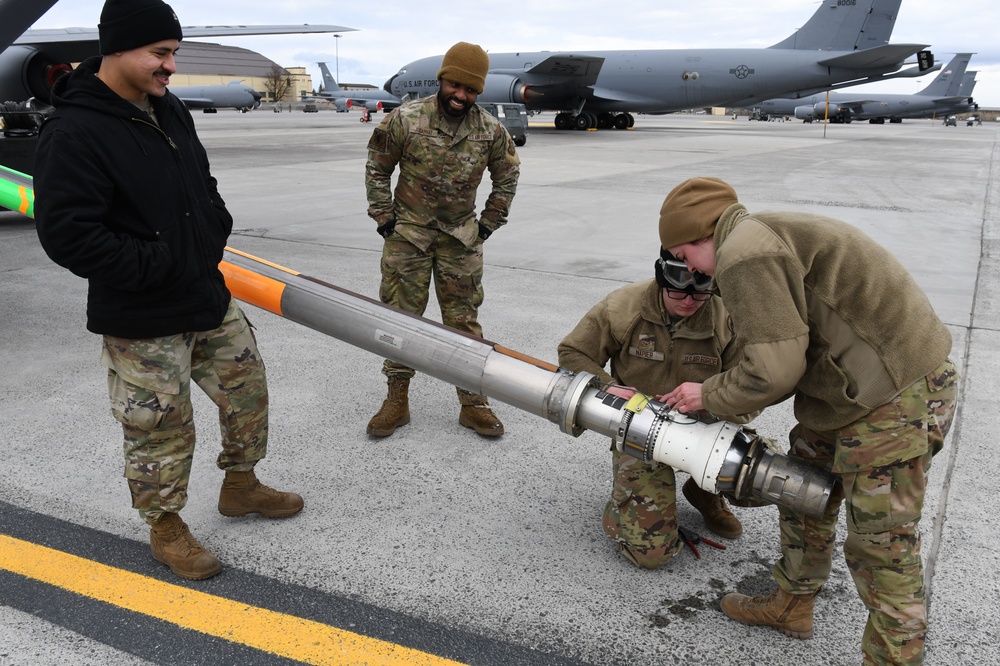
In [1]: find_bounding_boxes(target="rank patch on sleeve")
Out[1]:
[368,128,389,153]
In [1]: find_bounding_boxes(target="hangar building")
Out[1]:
[171,42,313,103]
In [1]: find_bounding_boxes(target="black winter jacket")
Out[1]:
[34,56,233,338]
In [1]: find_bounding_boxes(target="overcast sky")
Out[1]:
[29,0,1000,108]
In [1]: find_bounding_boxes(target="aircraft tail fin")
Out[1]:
[959,72,977,97]
[769,0,902,51]
[917,53,972,97]
[317,62,343,91]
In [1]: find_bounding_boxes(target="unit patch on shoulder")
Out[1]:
[368,128,389,153]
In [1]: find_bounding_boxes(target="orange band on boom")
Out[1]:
[18,186,31,215]
[494,345,561,372]
[220,261,285,316]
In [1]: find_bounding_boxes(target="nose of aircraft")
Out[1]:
[383,75,397,96]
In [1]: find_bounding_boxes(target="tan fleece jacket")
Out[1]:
[701,204,952,431]
[558,279,751,423]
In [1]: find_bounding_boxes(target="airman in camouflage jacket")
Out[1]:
[365,94,520,250]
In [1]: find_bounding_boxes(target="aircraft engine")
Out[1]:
[0,46,71,104]
[822,103,842,117]
[794,105,816,121]
[364,100,383,112]
[479,74,534,106]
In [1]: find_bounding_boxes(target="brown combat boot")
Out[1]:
[682,478,743,539]
[367,377,410,437]
[149,513,222,580]
[218,469,304,518]
[459,404,504,437]
[720,587,817,639]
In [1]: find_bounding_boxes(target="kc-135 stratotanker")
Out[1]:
[388,0,936,131]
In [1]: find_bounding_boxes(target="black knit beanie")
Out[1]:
[99,0,183,55]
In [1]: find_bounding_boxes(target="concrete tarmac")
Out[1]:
[1,110,997,665]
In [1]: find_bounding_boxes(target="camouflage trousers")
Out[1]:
[379,231,489,406]
[102,299,269,525]
[772,359,959,665]
[602,446,682,568]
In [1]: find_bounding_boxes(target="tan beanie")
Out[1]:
[436,42,490,94]
[658,177,739,249]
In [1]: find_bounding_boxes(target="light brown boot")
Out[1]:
[720,587,817,639]
[367,377,410,437]
[149,513,222,580]
[218,469,304,518]
[459,404,504,437]
[682,477,743,539]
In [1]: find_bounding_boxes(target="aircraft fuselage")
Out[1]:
[389,49,905,115]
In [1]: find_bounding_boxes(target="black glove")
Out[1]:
[376,219,396,238]
[477,223,493,241]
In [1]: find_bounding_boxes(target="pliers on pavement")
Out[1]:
[678,526,726,560]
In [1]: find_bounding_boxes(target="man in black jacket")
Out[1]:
[33,0,303,581]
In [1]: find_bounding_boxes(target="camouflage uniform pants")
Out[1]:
[772,359,959,665]
[379,231,489,406]
[102,299,268,525]
[602,446,682,568]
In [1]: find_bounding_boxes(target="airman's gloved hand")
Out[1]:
[376,219,396,238]
[477,222,492,241]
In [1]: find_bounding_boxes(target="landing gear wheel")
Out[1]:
[555,113,573,130]
[574,113,593,130]
[613,113,630,129]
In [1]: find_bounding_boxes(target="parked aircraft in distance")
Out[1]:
[905,71,979,119]
[757,53,973,124]
[173,81,262,113]
[308,62,400,112]
[0,0,355,104]
[386,0,935,131]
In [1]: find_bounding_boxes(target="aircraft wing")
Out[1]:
[517,54,604,82]
[817,43,928,69]
[491,53,604,91]
[16,24,355,43]
[175,96,215,109]
[833,98,875,107]
[14,24,355,63]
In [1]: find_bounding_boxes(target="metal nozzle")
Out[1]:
[734,437,835,518]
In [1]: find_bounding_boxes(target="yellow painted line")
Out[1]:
[0,535,466,666]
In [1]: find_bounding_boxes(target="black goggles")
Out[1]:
[665,289,712,302]
[657,257,713,292]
